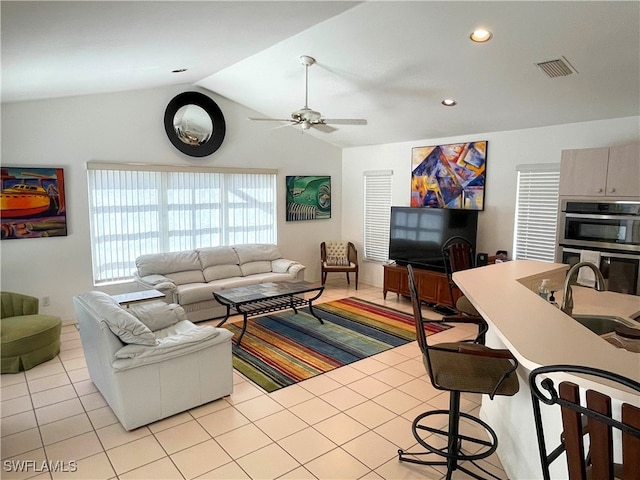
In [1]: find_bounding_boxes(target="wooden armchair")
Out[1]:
[320,241,358,289]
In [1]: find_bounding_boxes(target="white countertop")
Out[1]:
[453,260,640,400]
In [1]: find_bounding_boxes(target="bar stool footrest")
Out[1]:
[398,409,500,479]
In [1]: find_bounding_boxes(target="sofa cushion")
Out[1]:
[175,283,211,305]
[136,250,202,277]
[197,247,239,269]
[203,264,243,283]
[165,270,205,285]
[233,244,281,264]
[174,276,269,305]
[79,291,157,346]
[127,302,187,332]
[253,272,303,283]
[240,261,272,277]
[112,322,233,371]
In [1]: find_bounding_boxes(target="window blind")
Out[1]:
[513,164,561,262]
[363,170,393,262]
[87,163,277,284]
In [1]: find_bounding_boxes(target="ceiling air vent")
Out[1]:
[535,57,577,78]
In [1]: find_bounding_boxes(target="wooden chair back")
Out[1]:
[530,365,640,480]
[441,236,475,305]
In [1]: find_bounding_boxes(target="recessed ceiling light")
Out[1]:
[171,68,188,73]
[470,29,492,43]
[441,99,457,107]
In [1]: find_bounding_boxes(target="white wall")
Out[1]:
[3,84,637,323]
[1,85,342,321]
[342,116,640,287]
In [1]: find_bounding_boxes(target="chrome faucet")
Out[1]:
[560,261,606,316]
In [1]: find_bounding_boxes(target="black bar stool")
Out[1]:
[398,264,520,479]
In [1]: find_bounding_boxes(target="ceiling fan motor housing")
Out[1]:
[292,107,322,123]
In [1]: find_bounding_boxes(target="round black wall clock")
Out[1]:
[164,91,226,157]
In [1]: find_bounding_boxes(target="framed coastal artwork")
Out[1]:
[411,141,487,210]
[285,175,331,221]
[1,167,67,239]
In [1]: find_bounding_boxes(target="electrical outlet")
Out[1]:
[42,296,50,307]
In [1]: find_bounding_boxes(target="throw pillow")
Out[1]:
[326,256,350,266]
[127,302,187,332]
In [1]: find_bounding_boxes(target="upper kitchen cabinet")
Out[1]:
[559,144,640,197]
[607,144,640,197]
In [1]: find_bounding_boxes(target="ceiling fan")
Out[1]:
[248,55,367,133]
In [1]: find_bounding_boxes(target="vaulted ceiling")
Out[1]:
[3,1,639,148]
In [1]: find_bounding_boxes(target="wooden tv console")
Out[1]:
[383,263,455,307]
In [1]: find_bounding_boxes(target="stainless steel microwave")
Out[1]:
[558,200,640,253]
[557,200,640,295]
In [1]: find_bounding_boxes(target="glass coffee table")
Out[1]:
[213,281,325,345]
[111,289,165,308]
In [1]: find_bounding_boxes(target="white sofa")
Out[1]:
[73,291,233,431]
[134,244,306,322]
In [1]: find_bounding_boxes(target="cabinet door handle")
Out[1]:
[609,187,616,193]
[597,188,604,193]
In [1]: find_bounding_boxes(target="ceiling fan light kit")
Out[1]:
[248,55,367,133]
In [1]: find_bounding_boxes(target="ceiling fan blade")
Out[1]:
[248,117,295,123]
[270,122,300,131]
[312,123,337,133]
[322,118,368,126]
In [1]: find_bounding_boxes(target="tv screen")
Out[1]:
[388,206,478,271]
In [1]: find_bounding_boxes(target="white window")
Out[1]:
[87,162,277,284]
[513,164,561,262]
[363,170,393,262]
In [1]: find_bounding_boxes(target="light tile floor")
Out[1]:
[1,280,508,480]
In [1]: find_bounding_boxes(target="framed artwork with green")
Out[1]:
[286,175,331,221]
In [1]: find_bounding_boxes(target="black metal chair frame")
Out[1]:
[530,365,640,480]
[398,264,519,480]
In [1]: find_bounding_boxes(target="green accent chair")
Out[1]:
[1,292,62,374]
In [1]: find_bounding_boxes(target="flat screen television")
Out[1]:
[388,206,478,272]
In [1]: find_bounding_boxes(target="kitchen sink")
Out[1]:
[571,314,636,336]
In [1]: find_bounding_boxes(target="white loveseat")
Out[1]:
[73,291,233,430]
[134,244,306,322]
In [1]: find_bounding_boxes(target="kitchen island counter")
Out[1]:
[453,259,640,479]
[453,259,640,386]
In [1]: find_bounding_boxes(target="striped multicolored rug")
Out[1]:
[223,297,449,393]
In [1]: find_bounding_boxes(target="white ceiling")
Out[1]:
[3,1,639,148]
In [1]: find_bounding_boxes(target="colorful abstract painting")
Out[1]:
[411,141,487,210]
[1,167,67,239]
[286,176,331,221]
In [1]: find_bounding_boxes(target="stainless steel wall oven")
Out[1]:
[557,199,640,295]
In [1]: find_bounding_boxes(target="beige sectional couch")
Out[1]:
[134,244,306,322]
